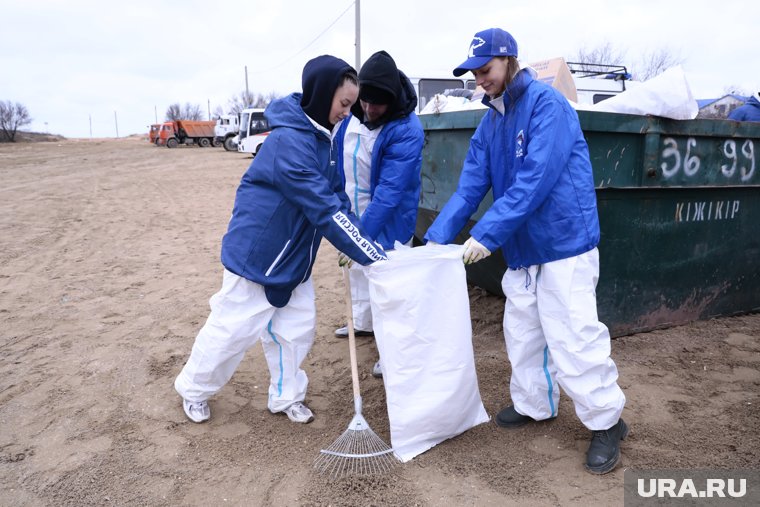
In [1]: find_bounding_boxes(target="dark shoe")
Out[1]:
[585,418,629,474]
[334,325,373,338]
[495,405,556,428]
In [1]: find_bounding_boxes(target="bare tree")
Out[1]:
[225,91,280,115]
[568,43,627,71]
[181,103,203,120]
[164,102,204,121]
[0,100,32,142]
[722,85,751,96]
[165,103,182,121]
[634,48,684,81]
[568,43,683,81]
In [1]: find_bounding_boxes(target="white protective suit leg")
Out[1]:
[348,263,373,331]
[503,249,626,431]
[537,249,625,430]
[502,265,560,421]
[260,278,316,413]
[174,269,276,402]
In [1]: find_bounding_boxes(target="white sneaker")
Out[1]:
[182,399,210,423]
[372,360,383,378]
[283,402,314,424]
[334,326,374,338]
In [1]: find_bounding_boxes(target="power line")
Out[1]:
[249,2,355,75]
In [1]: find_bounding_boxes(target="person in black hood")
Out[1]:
[174,55,387,427]
[348,50,419,130]
[300,54,357,131]
[333,51,425,380]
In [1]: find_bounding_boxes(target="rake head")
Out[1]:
[313,412,400,479]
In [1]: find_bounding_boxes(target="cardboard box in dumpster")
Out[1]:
[529,57,578,102]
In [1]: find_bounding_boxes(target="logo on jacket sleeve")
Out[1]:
[515,129,525,158]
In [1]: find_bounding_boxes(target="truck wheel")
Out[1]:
[199,138,210,148]
[223,137,237,152]
[212,138,222,148]
[167,138,178,148]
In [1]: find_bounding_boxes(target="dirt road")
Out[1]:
[1,137,758,506]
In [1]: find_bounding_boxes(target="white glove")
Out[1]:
[337,252,353,268]
[463,237,491,264]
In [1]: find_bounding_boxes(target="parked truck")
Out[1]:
[148,124,161,145]
[156,120,217,148]
[237,108,270,156]
[214,114,240,151]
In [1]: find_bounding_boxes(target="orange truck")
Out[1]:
[148,124,161,144]
[156,120,217,148]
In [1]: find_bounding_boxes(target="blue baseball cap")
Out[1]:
[453,28,518,77]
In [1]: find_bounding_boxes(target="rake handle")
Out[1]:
[342,265,362,401]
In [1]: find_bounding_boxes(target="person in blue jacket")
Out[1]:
[332,50,424,378]
[424,28,627,474]
[728,92,760,122]
[174,55,386,425]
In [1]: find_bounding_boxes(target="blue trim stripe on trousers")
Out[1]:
[543,345,556,417]
[267,320,283,396]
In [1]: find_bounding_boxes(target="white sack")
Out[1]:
[419,94,487,115]
[581,65,699,119]
[366,244,490,462]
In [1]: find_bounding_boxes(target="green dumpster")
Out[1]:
[415,108,760,337]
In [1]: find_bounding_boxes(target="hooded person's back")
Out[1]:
[728,92,760,122]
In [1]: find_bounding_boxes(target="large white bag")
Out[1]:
[366,244,490,462]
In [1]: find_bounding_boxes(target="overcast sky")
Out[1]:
[3,0,758,138]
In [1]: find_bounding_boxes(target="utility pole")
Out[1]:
[114,111,119,138]
[355,0,361,72]
[208,99,211,120]
[245,66,250,97]
[154,105,158,123]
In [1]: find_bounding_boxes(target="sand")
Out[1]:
[1,136,758,506]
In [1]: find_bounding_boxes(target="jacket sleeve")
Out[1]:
[272,132,386,265]
[423,116,493,244]
[360,119,424,239]
[470,94,574,252]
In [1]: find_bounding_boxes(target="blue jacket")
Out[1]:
[728,95,760,122]
[334,112,424,250]
[221,93,386,307]
[424,69,600,269]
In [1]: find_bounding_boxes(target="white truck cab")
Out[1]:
[237,108,269,156]
[214,114,240,151]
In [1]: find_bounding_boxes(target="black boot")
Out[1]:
[585,418,629,474]
[495,405,556,429]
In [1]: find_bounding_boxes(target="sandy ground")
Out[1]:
[1,137,758,506]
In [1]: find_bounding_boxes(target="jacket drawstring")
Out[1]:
[523,267,531,290]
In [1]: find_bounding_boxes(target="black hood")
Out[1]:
[300,55,356,131]
[351,50,417,129]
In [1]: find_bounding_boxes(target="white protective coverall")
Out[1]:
[342,116,382,331]
[174,269,315,413]
[502,248,625,430]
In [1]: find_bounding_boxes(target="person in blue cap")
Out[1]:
[424,28,628,474]
[174,55,387,426]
